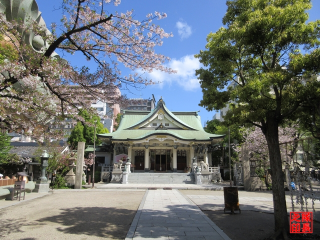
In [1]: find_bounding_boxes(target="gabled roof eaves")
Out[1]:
[162,104,196,130]
[125,101,195,130]
[97,99,224,142]
[98,129,224,141]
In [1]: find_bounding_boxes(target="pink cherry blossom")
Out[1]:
[0,0,176,139]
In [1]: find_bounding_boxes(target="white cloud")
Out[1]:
[141,55,201,91]
[176,21,192,40]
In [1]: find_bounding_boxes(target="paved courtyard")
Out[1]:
[0,190,145,239]
[0,187,320,240]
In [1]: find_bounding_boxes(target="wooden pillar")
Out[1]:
[144,145,149,172]
[204,147,208,165]
[113,144,117,165]
[128,144,132,161]
[189,145,194,167]
[208,152,212,166]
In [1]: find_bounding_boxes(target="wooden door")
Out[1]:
[177,156,186,170]
[155,155,161,171]
[135,156,144,170]
[177,150,187,170]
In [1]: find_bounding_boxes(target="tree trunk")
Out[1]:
[264,112,289,234]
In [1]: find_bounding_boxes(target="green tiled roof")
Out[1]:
[98,99,224,142]
[126,101,195,130]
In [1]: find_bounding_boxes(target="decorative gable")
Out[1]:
[127,98,196,131]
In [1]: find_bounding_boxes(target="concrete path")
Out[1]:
[126,189,231,240]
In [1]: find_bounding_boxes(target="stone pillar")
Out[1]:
[122,172,128,184]
[125,161,131,173]
[75,142,85,189]
[195,172,202,185]
[173,146,178,172]
[144,146,149,172]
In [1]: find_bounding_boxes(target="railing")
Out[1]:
[0,179,17,187]
[101,165,125,172]
[208,166,220,173]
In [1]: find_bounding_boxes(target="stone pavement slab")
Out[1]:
[125,189,231,240]
[95,183,228,191]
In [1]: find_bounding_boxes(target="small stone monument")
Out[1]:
[195,167,202,185]
[200,161,212,184]
[200,161,209,173]
[65,156,76,187]
[111,160,123,183]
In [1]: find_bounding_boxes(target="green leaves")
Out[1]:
[196,0,320,127]
[67,109,109,149]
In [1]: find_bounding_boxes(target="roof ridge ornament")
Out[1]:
[157,96,165,106]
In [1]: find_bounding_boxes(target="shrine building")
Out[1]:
[98,98,224,172]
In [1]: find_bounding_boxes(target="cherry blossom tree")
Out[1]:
[0,0,175,138]
[237,126,298,168]
[84,153,95,171]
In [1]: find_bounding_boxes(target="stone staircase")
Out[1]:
[128,173,194,184]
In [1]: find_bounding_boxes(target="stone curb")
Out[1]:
[125,190,149,240]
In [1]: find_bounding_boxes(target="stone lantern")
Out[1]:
[65,156,76,187]
[39,150,49,182]
[33,150,50,193]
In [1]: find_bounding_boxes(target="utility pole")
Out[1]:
[229,127,232,187]
[92,120,97,188]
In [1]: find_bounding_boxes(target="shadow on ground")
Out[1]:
[0,217,45,238]
[198,203,320,240]
[0,207,136,239]
[38,207,136,239]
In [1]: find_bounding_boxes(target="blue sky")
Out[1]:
[36,0,320,126]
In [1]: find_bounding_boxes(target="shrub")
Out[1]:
[52,174,68,189]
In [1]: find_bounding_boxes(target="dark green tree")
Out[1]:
[0,132,20,174]
[205,119,244,168]
[205,119,244,145]
[68,110,109,149]
[298,98,320,139]
[0,132,11,163]
[196,0,320,237]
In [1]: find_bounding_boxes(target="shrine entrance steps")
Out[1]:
[129,173,194,184]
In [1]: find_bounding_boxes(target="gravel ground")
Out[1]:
[0,190,145,240]
[180,190,320,240]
